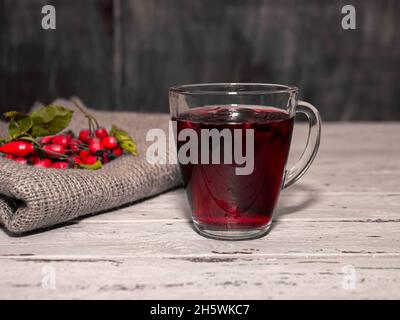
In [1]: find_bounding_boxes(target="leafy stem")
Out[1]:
[34,146,69,160]
[71,98,100,134]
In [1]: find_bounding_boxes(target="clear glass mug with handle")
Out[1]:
[169,83,321,240]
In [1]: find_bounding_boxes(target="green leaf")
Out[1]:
[4,111,27,120]
[120,140,138,156]
[8,116,33,140]
[29,105,74,137]
[19,135,40,146]
[8,120,19,140]
[110,125,138,156]
[78,160,103,170]
[110,125,130,141]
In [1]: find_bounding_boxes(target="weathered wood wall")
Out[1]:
[0,0,399,120]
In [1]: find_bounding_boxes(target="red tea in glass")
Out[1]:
[169,84,321,240]
[177,106,294,231]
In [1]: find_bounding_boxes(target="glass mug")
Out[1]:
[169,83,321,240]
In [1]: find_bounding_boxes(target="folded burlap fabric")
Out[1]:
[0,98,181,234]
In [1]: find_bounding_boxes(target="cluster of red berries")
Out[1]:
[0,128,124,169]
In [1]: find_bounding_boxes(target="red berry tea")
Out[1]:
[176,106,294,231]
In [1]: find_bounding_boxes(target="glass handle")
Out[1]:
[283,100,321,188]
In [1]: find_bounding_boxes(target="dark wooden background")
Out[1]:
[0,0,399,120]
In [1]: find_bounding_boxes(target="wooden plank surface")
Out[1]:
[0,123,400,299]
[1,257,400,300]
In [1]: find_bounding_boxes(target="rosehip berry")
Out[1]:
[101,136,117,150]
[65,134,73,144]
[79,129,92,143]
[95,128,108,139]
[82,155,97,165]
[89,138,103,154]
[69,156,83,165]
[79,150,91,158]
[14,157,28,165]
[39,136,53,145]
[34,159,53,168]
[52,162,68,169]
[28,154,40,164]
[102,153,109,164]
[69,139,82,152]
[52,135,69,147]
[43,144,66,157]
[113,147,123,157]
[0,141,34,157]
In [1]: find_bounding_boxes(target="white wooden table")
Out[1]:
[1,123,399,299]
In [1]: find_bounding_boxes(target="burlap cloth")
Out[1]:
[0,98,180,235]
